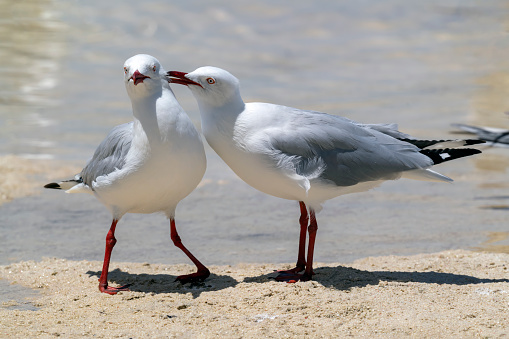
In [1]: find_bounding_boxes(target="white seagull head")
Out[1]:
[168,66,241,108]
[123,54,166,97]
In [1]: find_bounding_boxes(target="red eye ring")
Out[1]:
[206,77,215,84]
[152,65,157,72]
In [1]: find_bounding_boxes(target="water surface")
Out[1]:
[1,0,509,270]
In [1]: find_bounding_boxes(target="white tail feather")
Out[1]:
[57,180,80,190]
[402,169,453,183]
[65,183,92,194]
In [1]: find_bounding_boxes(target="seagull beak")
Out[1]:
[167,71,203,88]
[130,70,150,86]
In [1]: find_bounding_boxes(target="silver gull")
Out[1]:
[45,54,208,294]
[169,66,483,282]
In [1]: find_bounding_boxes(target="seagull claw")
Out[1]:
[175,268,210,284]
[99,283,131,295]
[275,265,305,275]
[274,272,313,283]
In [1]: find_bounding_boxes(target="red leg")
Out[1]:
[301,209,317,281]
[294,201,309,271]
[170,218,210,283]
[98,219,130,294]
[276,206,318,283]
[276,201,307,277]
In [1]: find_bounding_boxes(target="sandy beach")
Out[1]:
[0,250,508,338]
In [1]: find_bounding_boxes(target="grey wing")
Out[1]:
[265,109,433,187]
[80,122,133,188]
[359,122,412,139]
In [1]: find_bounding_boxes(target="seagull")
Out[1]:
[168,66,483,282]
[44,54,208,294]
[452,123,509,147]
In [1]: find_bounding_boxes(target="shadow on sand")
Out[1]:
[88,263,508,297]
[86,269,238,297]
[243,265,509,290]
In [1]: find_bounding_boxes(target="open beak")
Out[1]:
[130,70,150,86]
[167,71,203,88]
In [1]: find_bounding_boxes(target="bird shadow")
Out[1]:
[87,264,509,296]
[242,265,509,290]
[86,268,238,298]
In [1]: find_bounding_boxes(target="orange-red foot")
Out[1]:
[175,268,210,284]
[99,283,130,295]
[275,271,314,283]
[275,265,305,275]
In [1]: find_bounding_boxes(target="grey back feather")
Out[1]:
[264,108,432,187]
[81,122,133,188]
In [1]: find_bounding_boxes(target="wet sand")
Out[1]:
[0,156,49,206]
[0,155,81,207]
[0,250,508,338]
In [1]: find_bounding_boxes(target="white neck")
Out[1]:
[129,84,179,145]
[198,92,245,139]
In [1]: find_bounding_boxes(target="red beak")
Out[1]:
[130,70,150,86]
[167,71,203,88]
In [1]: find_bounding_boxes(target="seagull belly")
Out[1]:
[92,150,205,216]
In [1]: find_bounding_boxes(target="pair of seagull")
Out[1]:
[45,54,482,294]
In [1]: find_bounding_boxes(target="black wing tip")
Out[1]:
[464,139,486,146]
[466,148,482,155]
[399,138,485,149]
[44,183,61,189]
[421,148,482,165]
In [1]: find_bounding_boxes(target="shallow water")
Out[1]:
[1,0,509,272]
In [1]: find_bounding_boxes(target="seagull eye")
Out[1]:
[124,67,128,74]
[206,77,216,84]
[152,65,157,72]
